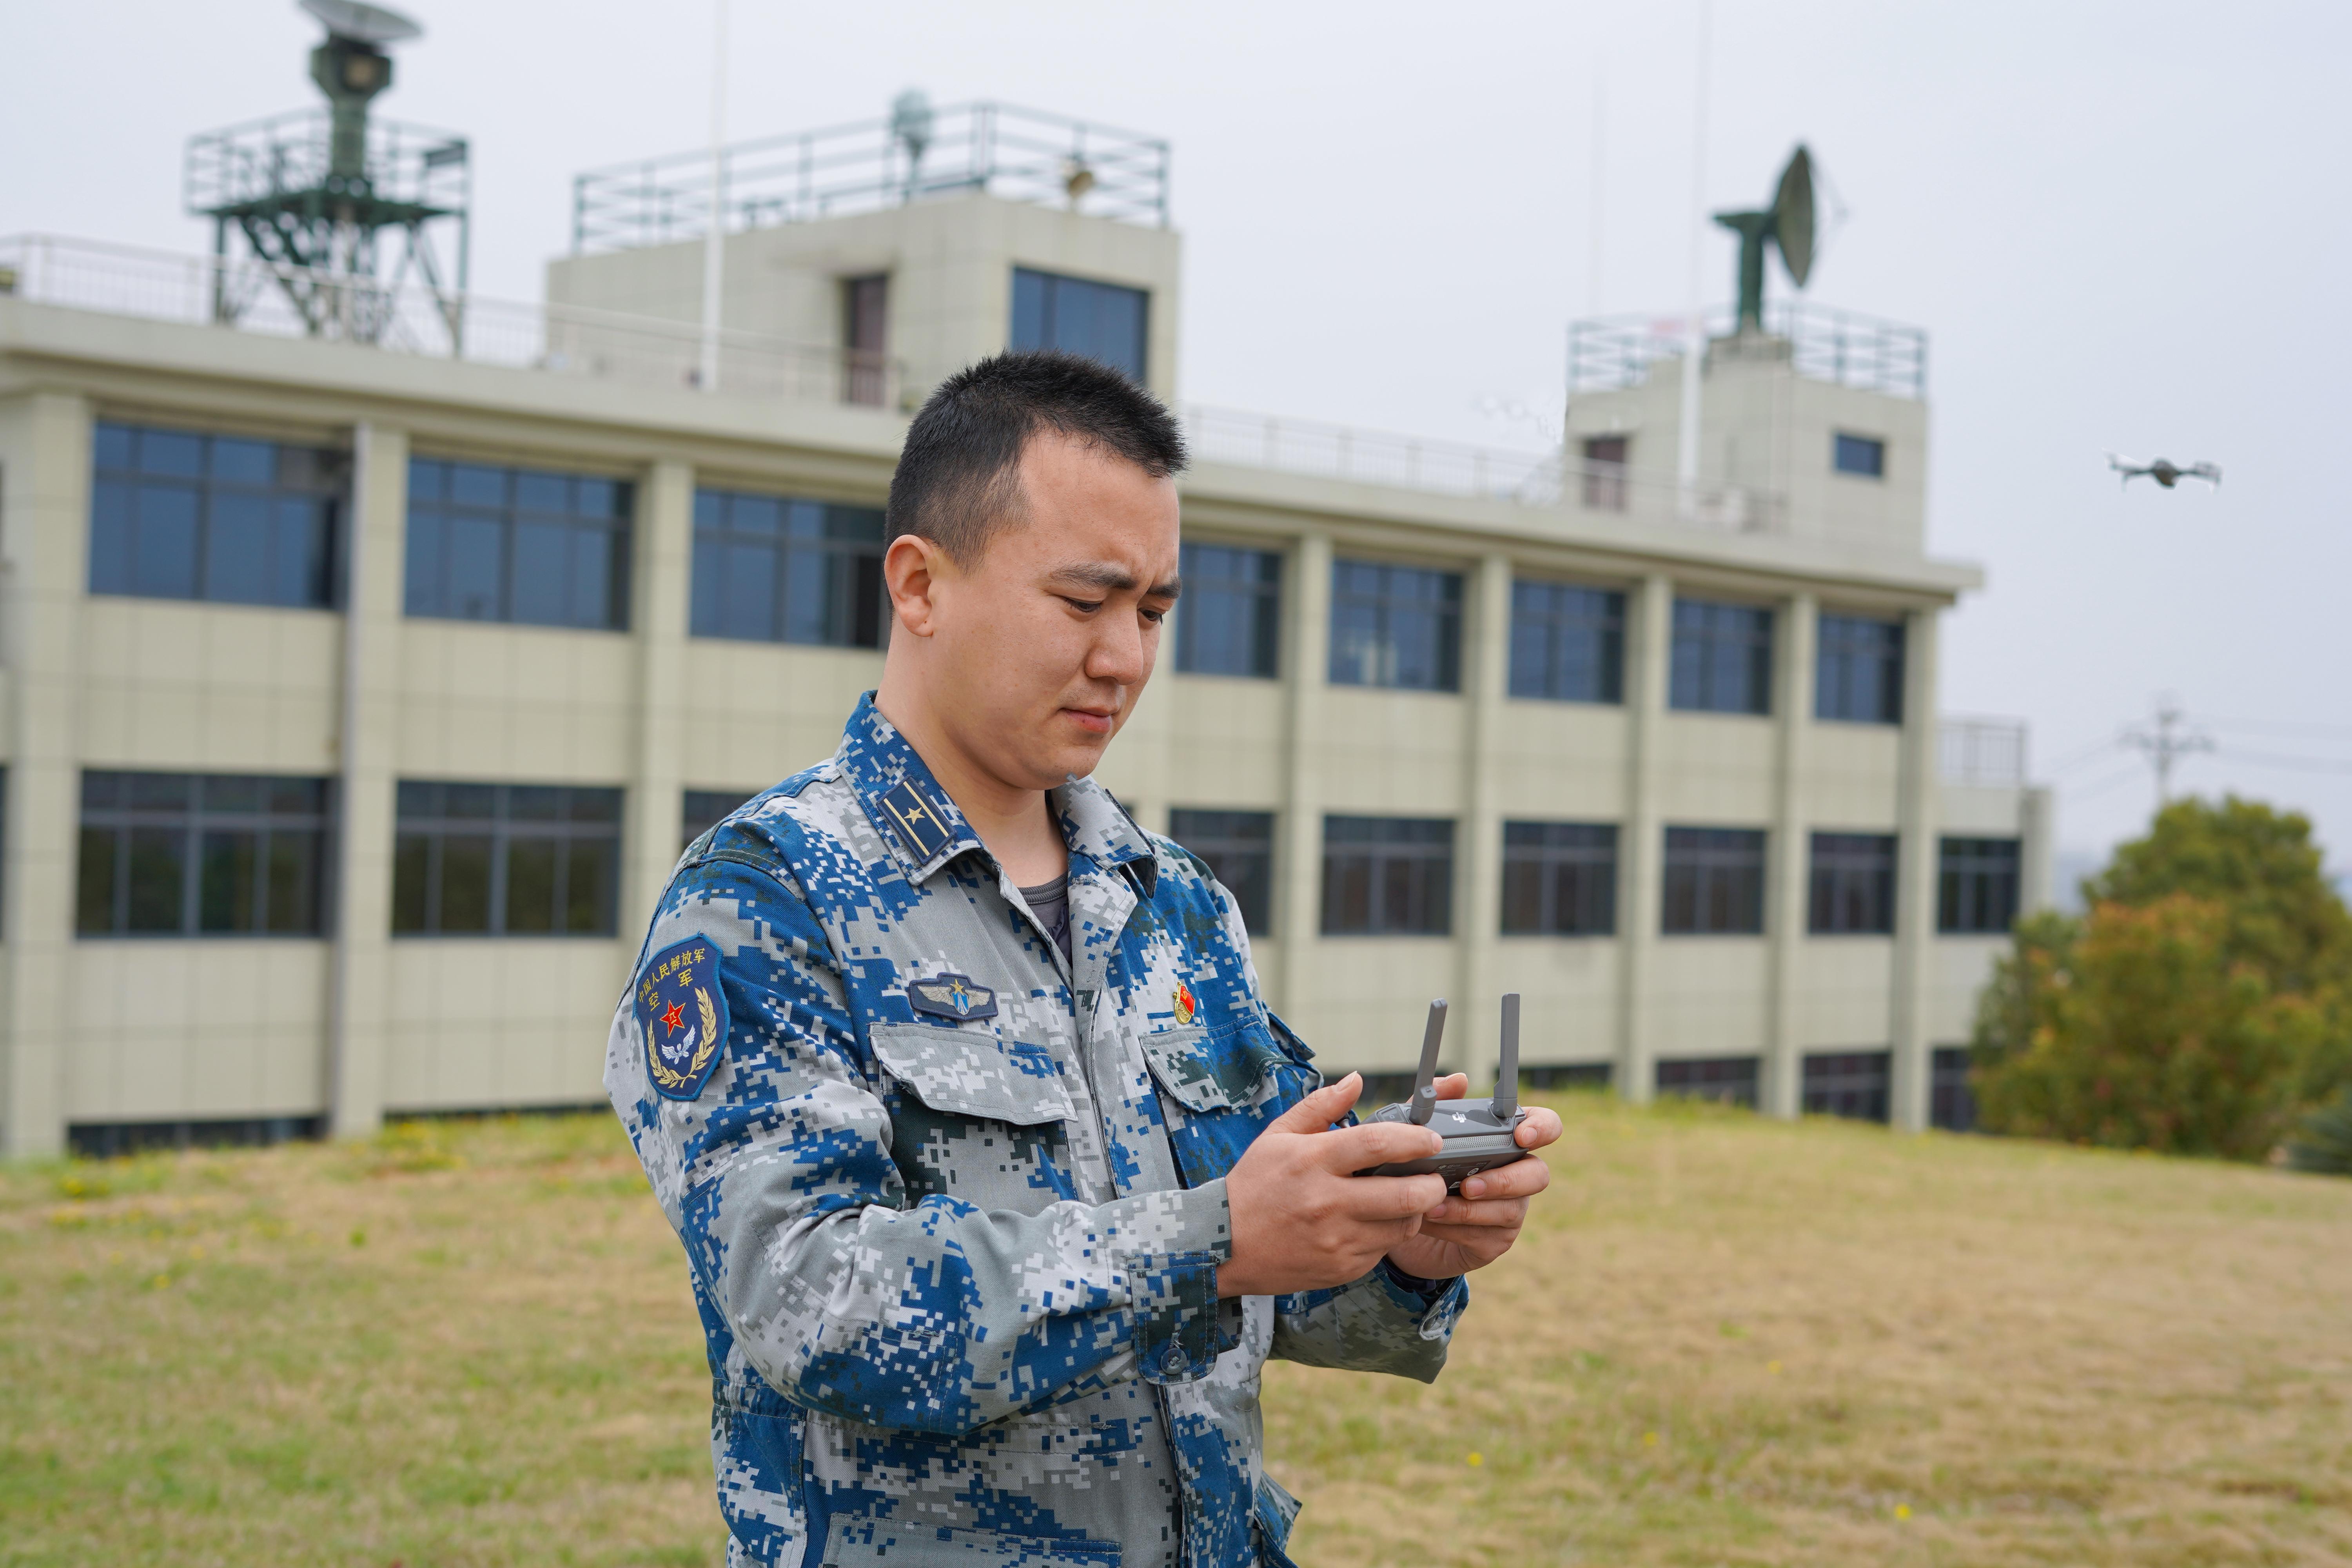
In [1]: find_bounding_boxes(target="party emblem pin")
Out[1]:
[1174,980,1198,1026]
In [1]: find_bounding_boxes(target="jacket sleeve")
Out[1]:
[606,848,1234,1437]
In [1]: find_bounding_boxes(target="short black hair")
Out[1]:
[886,350,1187,566]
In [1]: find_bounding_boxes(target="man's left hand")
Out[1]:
[1380,1073,1562,1283]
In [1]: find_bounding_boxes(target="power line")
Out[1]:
[2205,715,2352,741]
[2220,748,2352,777]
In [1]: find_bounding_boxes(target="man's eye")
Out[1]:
[1140,607,1167,625]
[1062,597,1103,613]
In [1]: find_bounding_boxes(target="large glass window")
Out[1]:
[691,489,885,648]
[89,421,345,608]
[1174,543,1282,678]
[1169,808,1275,936]
[682,788,757,851]
[1509,580,1624,703]
[391,782,622,937]
[1938,837,2021,934]
[77,771,331,937]
[1321,815,1453,936]
[1662,826,1766,935]
[1501,821,1617,936]
[405,460,632,630]
[1670,599,1773,715]
[1329,560,1462,692]
[1809,832,1898,935]
[1816,613,1905,724]
[1803,1051,1891,1122]
[1656,1056,1759,1109]
[1010,268,1148,382]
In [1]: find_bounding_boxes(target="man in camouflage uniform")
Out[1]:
[607,352,1563,1566]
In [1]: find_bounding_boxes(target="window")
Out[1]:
[1321,815,1453,936]
[682,788,757,851]
[405,459,632,630]
[1169,808,1275,935]
[1519,1062,1613,1092]
[1816,613,1904,724]
[1662,827,1766,935]
[1329,560,1462,691]
[1833,432,1885,478]
[1010,267,1148,382]
[1580,434,1628,511]
[76,771,331,937]
[1501,821,1617,936]
[392,782,622,937]
[1931,1046,1978,1132]
[89,421,344,608]
[1803,1050,1891,1122]
[1939,837,2021,934]
[691,489,886,648]
[1509,580,1624,703]
[842,274,889,406]
[1656,1056,1759,1109]
[1809,832,1898,935]
[1174,543,1282,678]
[1669,599,1773,715]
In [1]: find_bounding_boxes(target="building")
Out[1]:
[0,100,2047,1158]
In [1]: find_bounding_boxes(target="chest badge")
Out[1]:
[635,936,729,1101]
[1174,980,1198,1025]
[909,971,999,1023]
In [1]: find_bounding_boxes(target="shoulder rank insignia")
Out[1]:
[1174,980,1198,1026]
[876,779,953,863]
[636,936,729,1100]
[908,972,998,1023]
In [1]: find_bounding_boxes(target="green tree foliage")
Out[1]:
[2287,1085,2352,1176]
[1973,796,2352,1163]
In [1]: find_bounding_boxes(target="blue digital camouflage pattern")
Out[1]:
[606,694,1468,1567]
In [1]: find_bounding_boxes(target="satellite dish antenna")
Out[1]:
[300,0,422,46]
[296,0,423,179]
[1713,143,1818,332]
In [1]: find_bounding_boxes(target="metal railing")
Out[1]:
[1940,718,2029,788]
[185,109,472,217]
[1568,301,1928,400]
[571,101,1171,255]
[0,233,902,410]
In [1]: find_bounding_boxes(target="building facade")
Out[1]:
[0,113,2047,1157]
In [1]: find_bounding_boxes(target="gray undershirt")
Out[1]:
[1018,873,1073,969]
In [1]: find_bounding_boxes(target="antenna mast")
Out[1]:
[2122,697,2214,806]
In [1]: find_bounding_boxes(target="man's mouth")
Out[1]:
[1062,705,1118,737]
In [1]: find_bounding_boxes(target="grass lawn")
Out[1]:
[3,1095,2348,1566]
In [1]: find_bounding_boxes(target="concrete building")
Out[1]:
[0,101,2047,1158]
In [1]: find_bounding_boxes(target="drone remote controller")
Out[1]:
[1357,995,1530,1194]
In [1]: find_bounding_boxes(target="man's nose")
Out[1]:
[1085,609,1150,685]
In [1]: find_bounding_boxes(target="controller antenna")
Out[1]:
[1492,993,1521,1123]
[1408,999,1448,1125]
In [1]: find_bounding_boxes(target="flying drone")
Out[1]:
[2107,454,2221,489]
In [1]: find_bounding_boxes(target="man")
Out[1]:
[606,350,1562,1568]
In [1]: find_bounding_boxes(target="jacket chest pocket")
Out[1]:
[1138,1020,1321,1189]
[869,1023,1077,1206]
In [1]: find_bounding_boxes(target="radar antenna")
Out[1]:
[1711,144,1816,333]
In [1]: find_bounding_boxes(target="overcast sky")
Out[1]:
[8,0,2350,876]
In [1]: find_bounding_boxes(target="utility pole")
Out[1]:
[2121,696,2214,807]
[699,0,728,394]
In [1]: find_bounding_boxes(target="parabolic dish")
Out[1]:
[1773,145,1815,289]
[300,0,423,45]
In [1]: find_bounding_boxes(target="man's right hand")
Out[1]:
[1216,1073,1450,1298]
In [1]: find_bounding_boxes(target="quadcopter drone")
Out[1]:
[2107,453,2221,489]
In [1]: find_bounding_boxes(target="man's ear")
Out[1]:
[883,534,952,639]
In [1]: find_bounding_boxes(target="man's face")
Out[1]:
[909,432,1181,792]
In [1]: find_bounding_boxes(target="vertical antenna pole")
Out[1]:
[1587,56,1605,317]
[1408,1000,1448,1126]
[698,0,728,394]
[1677,0,1711,519]
[1492,994,1520,1122]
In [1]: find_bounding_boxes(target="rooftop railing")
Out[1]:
[1568,301,1928,401]
[1940,718,2030,788]
[570,101,1171,256]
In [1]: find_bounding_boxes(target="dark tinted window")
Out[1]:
[1175,544,1282,678]
[1834,432,1886,478]
[1938,837,2021,934]
[1329,560,1462,692]
[1655,1056,1759,1109]
[1809,832,1898,935]
[77,771,332,937]
[1661,826,1766,935]
[1509,580,1624,703]
[1580,435,1628,512]
[1010,268,1148,382]
[1500,821,1617,936]
[405,459,632,630]
[89,422,345,608]
[1931,1046,1978,1132]
[1803,1051,1891,1122]
[1816,613,1904,724]
[1169,808,1275,936]
[1670,599,1773,715]
[1321,815,1453,936]
[392,781,622,937]
[682,788,757,851]
[690,488,885,648]
[843,274,889,406]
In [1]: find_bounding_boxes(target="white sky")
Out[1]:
[8,0,2351,877]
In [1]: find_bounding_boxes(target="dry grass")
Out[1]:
[3,1097,2348,1566]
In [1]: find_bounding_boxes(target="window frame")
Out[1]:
[1655,1055,1760,1109]
[1802,1050,1892,1122]
[1173,542,1283,679]
[89,420,347,610]
[1169,808,1277,936]
[1499,820,1619,937]
[1833,432,1887,479]
[1508,578,1625,704]
[1815,612,1906,725]
[1808,831,1899,936]
[76,770,335,939]
[1320,814,1455,937]
[403,458,635,632]
[391,781,624,938]
[1580,434,1629,512]
[1937,836,2022,935]
[1327,558,1464,693]
[1661,826,1767,936]
[1668,597,1775,716]
[689,486,886,649]
[1009,266,1150,383]
[841,274,890,407]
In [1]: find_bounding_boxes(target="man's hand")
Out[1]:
[1381,1072,1563,1283]
[1216,1074,1449,1298]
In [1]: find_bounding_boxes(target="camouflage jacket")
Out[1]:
[606,695,1467,1568]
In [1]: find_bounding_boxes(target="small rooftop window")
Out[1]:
[1833,432,1886,479]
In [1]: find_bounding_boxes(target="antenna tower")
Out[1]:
[2121,697,2214,806]
[184,0,470,350]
